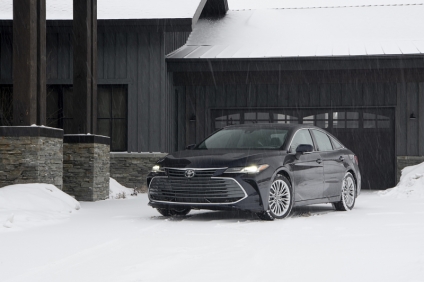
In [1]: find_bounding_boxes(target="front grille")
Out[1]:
[149,169,246,204]
[166,168,217,179]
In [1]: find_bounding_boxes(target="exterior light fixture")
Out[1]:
[189,114,196,122]
[410,112,417,120]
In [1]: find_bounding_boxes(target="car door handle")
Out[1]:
[316,159,322,164]
[339,156,344,162]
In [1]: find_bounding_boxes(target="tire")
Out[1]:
[257,174,294,220]
[156,207,191,216]
[333,172,356,211]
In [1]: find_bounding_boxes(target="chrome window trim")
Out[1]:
[148,176,248,205]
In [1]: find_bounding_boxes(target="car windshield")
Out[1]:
[196,128,288,150]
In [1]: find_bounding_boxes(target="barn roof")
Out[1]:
[167,3,424,59]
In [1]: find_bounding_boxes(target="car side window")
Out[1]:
[312,130,333,151]
[289,129,314,153]
[330,136,343,149]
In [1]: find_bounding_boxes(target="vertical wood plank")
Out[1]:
[278,84,289,107]
[396,83,407,155]
[57,33,71,79]
[138,33,149,151]
[257,84,268,107]
[149,32,161,151]
[386,83,397,106]
[215,85,226,108]
[319,84,331,107]
[205,85,215,135]
[195,86,206,143]
[126,32,137,152]
[104,33,115,79]
[97,32,104,79]
[298,84,311,107]
[246,84,257,108]
[363,83,375,106]
[0,33,12,79]
[177,86,186,150]
[226,85,237,107]
[46,33,58,80]
[309,84,320,107]
[406,83,418,155]
[116,33,127,79]
[267,84,279,107]
[235,84,247,107]
[418,83,424,155]
[186,86,196,145]
[330,84,342,107]
[288,84,298,107]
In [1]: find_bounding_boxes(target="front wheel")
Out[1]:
[257,175,293,220]
[156,207,191,216]
[333,172,356,211]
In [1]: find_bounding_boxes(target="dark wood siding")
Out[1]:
[173,69,424,156]
[0,26,189,153]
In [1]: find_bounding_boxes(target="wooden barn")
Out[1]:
[1,0,423,190]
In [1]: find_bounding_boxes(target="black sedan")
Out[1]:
[147,124,361,220]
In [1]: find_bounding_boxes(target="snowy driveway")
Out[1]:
[1,191,424,282]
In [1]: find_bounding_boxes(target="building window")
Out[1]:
[0,86,13,126]
[46,84,128,152]
[97,85,127,151]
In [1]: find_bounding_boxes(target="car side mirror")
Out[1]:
[186,144,196,150]
[295,144,313,158]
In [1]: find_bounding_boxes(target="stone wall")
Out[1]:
[63,135,110,201]
[397,156,424,182]
[110,153,167,192]
[0,126,63,189]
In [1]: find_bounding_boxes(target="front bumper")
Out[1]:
[147,168,272,213]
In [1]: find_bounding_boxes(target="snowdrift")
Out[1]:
[0,183,80,230]
[109,177,135,199]
[379,161,424,199]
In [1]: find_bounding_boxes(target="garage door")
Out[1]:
[212,108,395,190]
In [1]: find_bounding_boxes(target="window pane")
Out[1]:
[228,114,240,120]
[215,120,227,129]
[257,112,269,120]
[245,112,255,120]
[290,129,314,153]
[347,112,359,119]
[377,115,389,120]
[312,130,333,151]
[364,120,376,128]
[304,115,314,120]
[316,120,329,128]
[112,87,126,118]
[112,119,127,151]
[0,87,13,126]
[333,121,345,128]
[363,113,375,119]
[63,87,74,119]
[98,87,111,118]
[333,112,345,119]
[98,119,110,137]
[347,121,359,128]
[316,113,328,119]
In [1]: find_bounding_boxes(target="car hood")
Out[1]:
[158,149,282,169]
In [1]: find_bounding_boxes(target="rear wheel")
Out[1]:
[156,207,191,216]
[333,172,356,211]
[257,174,293,220]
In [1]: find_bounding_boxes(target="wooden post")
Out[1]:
[73,0,97,134]
[13,0,46,126]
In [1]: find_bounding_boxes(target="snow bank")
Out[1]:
[0,184,80,231]
[379,162,424,199]
[109,178,135,199]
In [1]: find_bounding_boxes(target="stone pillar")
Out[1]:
[0,126,63,189]
[63,135,110,201]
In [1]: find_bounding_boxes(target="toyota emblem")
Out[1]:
[185,169,195,178]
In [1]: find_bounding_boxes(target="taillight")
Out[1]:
[354,155,359,165]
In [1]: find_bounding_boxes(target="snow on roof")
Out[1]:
[0,0,203,20]
[228,0,422,10]
[168,4,424,59]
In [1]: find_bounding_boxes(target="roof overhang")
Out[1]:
[167,55,424,72]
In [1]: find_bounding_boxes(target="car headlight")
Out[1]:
[225,164,269,174]
[152,165,164,172]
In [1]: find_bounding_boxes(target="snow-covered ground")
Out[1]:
[1,166,424,282]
